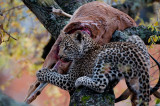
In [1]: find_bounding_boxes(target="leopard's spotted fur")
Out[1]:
[37,30,150,105]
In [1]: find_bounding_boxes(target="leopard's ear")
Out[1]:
[74,30,84,43]
[60,30,69,36]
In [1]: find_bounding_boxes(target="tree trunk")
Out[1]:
[22,0,160,105]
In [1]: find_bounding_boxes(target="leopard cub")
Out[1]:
[37,30,150,105]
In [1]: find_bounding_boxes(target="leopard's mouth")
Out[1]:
[59,57,72,63]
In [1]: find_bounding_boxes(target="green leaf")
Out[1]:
[156,99,160,104]
[148,37,151,43]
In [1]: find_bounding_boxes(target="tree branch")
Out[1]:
[70,87,115,105]
[111,26,160,45]
[22,0,69,41]
[2,5,25,13]
[0,25,17,41]
[52,8,72,18]
[112,0,160,19]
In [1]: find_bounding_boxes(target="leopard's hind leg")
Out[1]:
[75,68,123,93]
[124,70,150,106]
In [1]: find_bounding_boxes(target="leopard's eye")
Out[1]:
[64,42,68,46]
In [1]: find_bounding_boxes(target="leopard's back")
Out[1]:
[75,39,150,105]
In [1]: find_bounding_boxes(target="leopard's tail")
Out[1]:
[149,54,160,94]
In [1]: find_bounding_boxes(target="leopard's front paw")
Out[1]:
[36,68,50,82]
[75,76,87,88]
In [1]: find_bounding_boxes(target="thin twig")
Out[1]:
[1,28,17,40]
[2,5,25,13]
[6,10,14,29]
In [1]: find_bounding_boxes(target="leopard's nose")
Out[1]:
[59,56,62,59]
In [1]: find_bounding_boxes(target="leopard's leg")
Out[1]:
[75,68,123,93]
[75,74,108,93]
[124,71,150,106]
[75,56,123,93]
[36,68,75,91]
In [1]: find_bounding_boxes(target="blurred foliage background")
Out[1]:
[0,0,159,106]
[0,0,46,76]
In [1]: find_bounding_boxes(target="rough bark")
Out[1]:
[111,25,160,45]
[22,0,160,105]
[22,0,69,40]
[70,87,115,106]
[113,0,160,19]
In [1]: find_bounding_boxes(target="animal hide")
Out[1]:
[43,1,136,74]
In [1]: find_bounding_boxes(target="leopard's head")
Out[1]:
[58,30,96,61]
